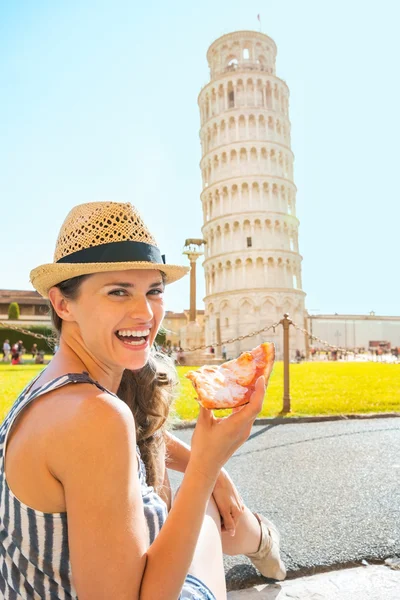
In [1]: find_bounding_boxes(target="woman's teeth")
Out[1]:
[124,339,146,346]
[117,329,150,337]
[116,328,150,346]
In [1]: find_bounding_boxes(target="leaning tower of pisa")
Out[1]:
[198,30,306,359]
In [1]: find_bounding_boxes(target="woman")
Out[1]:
[0,201,285,599]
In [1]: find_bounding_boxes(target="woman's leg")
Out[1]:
[161,462,260,558]
[187,494,226,599]
[220,506,261,556]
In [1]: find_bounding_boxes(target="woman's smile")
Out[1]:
[114,327,151,350]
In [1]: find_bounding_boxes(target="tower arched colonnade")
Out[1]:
[201,113,291,155]
[201,180,297,221]
[201,143,294,187]
[202,214,300,257]
[205,291,306,358]
[204,252,303,296]
[198,75,289,125]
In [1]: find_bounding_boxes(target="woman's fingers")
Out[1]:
[220,508,236,536]
[197,405,214,425]
[193,376,266,470]
[252,375,266,409]
[239,375,266,421]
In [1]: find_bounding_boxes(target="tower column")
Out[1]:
[189,258,197,322]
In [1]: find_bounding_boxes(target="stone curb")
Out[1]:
[226,563,400,599]
[172,412,400,430]
[225,559,400,594]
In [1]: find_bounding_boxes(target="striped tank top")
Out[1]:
[0,371,168,599]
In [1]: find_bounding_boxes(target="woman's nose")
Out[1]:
[129,294,153,320]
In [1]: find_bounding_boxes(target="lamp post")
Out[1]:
[183,239,205,323]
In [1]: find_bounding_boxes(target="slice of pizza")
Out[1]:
[185,342,275,410]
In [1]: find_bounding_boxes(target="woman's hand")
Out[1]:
[212,469,244,536]
[189,375,266,481]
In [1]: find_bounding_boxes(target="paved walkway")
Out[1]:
[227,564,400,600]
[169,417,400,595]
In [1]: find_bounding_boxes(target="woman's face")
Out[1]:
[68,269,165,371]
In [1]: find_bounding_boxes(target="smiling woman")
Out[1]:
[0,201,285,600]
[47,269,173,489]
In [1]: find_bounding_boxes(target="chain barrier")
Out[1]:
[291,322,354,354]
[0,319,282,354]
[181,320,282,353]
[0,317,354,355]
[0,321,52,341]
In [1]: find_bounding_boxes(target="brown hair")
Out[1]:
[50,274,177,490]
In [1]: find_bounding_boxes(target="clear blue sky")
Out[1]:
[1,0,398,316]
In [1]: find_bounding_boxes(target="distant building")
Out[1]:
[162,310,205,347]
[0,289,51,325]
[307,313,400,351]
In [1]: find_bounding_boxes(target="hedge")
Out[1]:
[0,325,56,354]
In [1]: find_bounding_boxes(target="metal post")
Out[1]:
[304,314,310,360]
[279,313,292,413]
[216,317,222,357]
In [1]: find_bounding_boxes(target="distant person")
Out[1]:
[11,344,21,365]
[2,339,11,362]
[177,347,185,365]
[31,343,38,358]
[295,349,301,363]
[35,350,45,364]
[222,345,227,360]
[210,346,215,355]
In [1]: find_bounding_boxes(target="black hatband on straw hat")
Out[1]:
[57,241,166,265]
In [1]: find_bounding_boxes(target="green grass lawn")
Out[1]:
[1,361,399,423]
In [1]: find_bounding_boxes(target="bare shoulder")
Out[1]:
[44,383,136,483]
[41,385,149,598]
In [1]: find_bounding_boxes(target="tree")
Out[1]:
[8,302,20,320]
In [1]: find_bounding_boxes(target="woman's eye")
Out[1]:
[109,289,128,297]
[148,289,164,296]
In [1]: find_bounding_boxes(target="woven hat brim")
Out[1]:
[30,261,190,299]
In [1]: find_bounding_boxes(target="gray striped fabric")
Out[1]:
[0,371,168,599]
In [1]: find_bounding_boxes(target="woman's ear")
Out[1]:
[48,287,76,322]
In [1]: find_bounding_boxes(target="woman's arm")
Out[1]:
[164,430,191,472]
[165,431,245,535]
[50,381,264,600]
[50,392,218,600]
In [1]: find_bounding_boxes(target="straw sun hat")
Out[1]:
[30,201,190,298]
